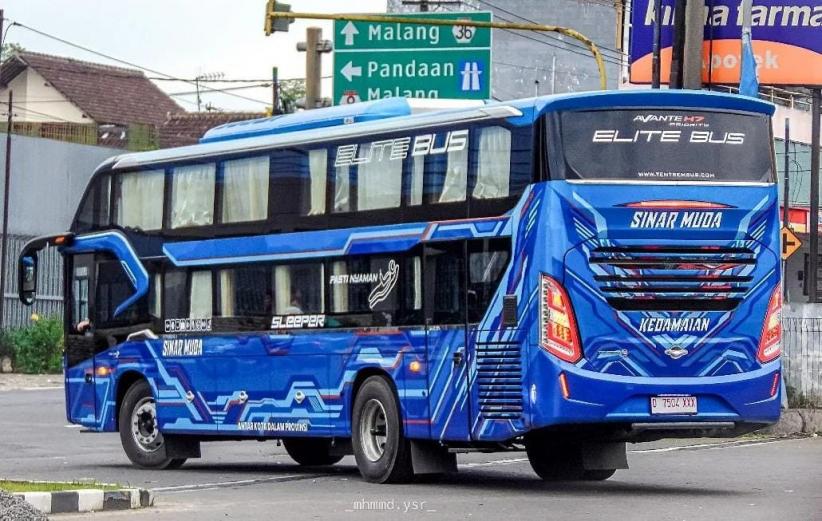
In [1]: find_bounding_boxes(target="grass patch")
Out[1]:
[0,480,120,493]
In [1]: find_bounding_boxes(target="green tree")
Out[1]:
[1,42,24,62]
[279,79,306,114]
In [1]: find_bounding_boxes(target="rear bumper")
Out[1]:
[528,353,782,436]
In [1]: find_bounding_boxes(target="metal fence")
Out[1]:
[783,318,822,408]
[0,121,159,151]
[1,235,63,330]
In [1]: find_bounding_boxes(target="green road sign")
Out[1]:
[333,11,492,105]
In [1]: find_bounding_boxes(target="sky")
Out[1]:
[3,0,388,113]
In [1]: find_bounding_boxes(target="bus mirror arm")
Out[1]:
[18,233,75,305]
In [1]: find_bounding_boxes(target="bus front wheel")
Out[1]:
[351,375,413,483]
[118,380,186,469]
[283,438,344,466]
[526,440,617,481]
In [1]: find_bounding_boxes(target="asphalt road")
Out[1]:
[1,388,821,520]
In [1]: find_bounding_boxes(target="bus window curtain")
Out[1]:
[116,170,164,230]
[309,149,327,215]
[357,144,402,211]
[409,156,424,206]
[219,270,235,317]
[439,142,468,203]
[171,163,216,228]
[331,261,348,312]
[222,157,269,223]
[334,165,351,213]
[189,271,213,319]
[274,266,292,314]
[474,127,511,199]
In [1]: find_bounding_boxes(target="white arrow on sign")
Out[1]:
[341,61,363,82]
[341,21,359,46]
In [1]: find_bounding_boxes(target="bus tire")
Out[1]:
[527,440,616,481]
[351,375,413,484]
[283,438,344,466]
[118,380,184,469]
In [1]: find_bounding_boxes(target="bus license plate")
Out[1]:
[650,395,697,415]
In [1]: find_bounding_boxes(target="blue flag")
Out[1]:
[739,31,759,97]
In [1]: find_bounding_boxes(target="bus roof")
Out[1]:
[108,90,774,171]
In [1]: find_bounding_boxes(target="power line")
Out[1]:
[441,4,624,68]
[475,0,624,58]
[9,20,272,107]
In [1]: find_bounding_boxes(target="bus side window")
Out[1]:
[424,130,469,204]
[273,263,324,315]
[355,143,403,211]
[189,271,213,319]
[473,127,512,200]
[218,265,272,317]
[221,156,269,223]
[163,270,188,320]
[170,163,216,229]
[95,259,149,329]
[114,170,165,231]
[467,240,511,323]
[426,243,466,325]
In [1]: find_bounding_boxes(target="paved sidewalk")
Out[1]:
[0,374,63,392]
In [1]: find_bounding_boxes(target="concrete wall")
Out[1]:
[0,135,120,328]
[0,69,88,123]
[0,133,120,236]
[387,0,621,97]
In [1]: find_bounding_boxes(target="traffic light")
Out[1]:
[264,1,295,35]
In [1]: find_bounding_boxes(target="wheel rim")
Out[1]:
[360,399,388,462]
[131,396,163,453]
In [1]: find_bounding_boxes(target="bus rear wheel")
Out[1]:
[118,380,185,469]
[526,440,617,481]
[283,438,344,466]
[351,376,413,484]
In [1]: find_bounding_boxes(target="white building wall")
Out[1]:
[0,69,88,123]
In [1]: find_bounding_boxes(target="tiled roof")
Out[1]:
[1,51,182,126]
[159,112,266,149]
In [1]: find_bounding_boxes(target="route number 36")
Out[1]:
[453,20,476,43]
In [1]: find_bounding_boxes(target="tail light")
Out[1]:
[757,284,782,363]
[539,274,582,363]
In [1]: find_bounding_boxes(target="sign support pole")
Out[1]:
[784,118,790,300]
[810,89,821,303]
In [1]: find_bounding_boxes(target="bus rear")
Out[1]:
[520,94,781,460]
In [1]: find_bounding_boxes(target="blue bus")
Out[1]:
[18,90,782,483]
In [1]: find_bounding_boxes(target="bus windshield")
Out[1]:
[558,109,773,183]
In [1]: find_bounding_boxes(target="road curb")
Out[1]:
[14,488,153,514]
[762,408,822,437]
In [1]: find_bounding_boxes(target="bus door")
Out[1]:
[424,242,471,441]
[65,254,99,426]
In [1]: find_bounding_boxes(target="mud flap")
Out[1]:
[410,441,457,475]
[165,436,202,459]
[581,441,628,470]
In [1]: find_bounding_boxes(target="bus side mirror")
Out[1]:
[19,255,37,305]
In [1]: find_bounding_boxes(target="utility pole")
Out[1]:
[0,91,12,329]
[669,0,687,88]
[682,0,704,89]
[651,0,663,88]
[297,27,331,110]
[809,89,821,303]
[272,66,280,115]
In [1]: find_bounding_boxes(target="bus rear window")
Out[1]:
[558,110,773,183]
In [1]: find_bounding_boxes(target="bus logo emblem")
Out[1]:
[665,345,689,360]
